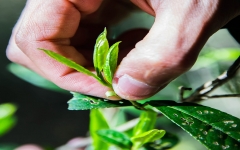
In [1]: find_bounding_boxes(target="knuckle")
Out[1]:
[14,22,35,51]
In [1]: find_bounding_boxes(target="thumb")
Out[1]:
[112,0,239,100]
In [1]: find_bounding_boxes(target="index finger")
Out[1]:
[7,0,115,98]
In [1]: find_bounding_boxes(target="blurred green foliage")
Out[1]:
[0,103,17,137]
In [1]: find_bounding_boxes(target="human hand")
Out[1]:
[6,0,140,99]
[112,0,240,100]
[7,0,240,100]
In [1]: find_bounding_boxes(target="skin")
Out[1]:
[15,144,43,150]
[6,0,240,100]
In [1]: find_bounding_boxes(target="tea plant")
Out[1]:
[39,28,118,95]
[39,28,240,150]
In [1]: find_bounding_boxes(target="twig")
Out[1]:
[201,94,240,99]
[182,56,240,102]
[179,86,192,101]
[130,101,147,110]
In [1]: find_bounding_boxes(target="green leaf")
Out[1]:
[133,110,157,136]
[0,103,17,120]
[131,129,166,149]
[93,28,109,77]
[93,29,109,86]
[7,63,67,93]
[68,92,132,110]
[103,42,121,84]
[0,116,17,137]
[97,129,132,149]
[148,100,240,150]
[0,103,17,137]
[90,109,110,150]
[39,48,108,86]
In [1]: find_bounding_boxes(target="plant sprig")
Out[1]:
[39,28,120,97]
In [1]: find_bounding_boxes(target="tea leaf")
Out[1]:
[90,109,110,150]
[131,129,166,149]
[39,48,107,86]
[103,42,121,84]
[68,92,132,110]
[133,110,157,136]
[97,129,132,149]
[148,100,240,150]
[93,28,109,78]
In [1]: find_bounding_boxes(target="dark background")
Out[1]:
[0,0,89,147]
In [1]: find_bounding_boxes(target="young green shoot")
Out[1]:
[39,28,121,98]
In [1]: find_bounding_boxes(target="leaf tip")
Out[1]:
[37,48,47,51]
[37,48,49,54]
[100,27,107,38]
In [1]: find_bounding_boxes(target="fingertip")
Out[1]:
[112,74,160,100]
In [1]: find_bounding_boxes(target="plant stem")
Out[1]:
[200,94,240,99]
[130,101,147,110]
[181,56,240,102]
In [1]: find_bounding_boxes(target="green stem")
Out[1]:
[130,101,146,110]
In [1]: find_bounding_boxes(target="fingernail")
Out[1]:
[113,74,159,99]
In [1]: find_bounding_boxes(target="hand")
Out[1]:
[112,0,240,100]
[6,0,137,99]
[7,0,240,100]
